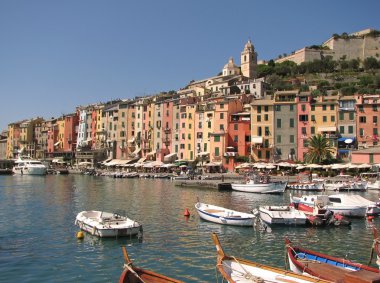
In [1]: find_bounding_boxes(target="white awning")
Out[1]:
[101,157,112,164]
[318,126,336,132]
[78,161,92,166]
[54,141,61,146]
[197,152,209,157]
[105,159,125,166]
[128,137,135,143]
[251,136,263,144]
[164,152,178,162]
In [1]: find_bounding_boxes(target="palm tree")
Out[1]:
[304,134,334,164]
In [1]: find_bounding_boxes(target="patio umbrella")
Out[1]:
[296,165,306,170]
[357,163,371,169]
[306,164,322,169]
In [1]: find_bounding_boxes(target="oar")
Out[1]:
[121,246,147,283]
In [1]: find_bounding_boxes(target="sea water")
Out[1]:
[0,174,378,282]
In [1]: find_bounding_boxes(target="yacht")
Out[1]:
[13,156,47,175]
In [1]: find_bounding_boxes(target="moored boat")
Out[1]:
[12,156,47,175]
[119,246,184,283]
[231,174,287,194]
[195,202,255,226]
[287,182,324,191]
[290,193,379,217]
[257,205,308,226]
[285,238,380,282]
[211,233,331,283]
[75,210,143,238]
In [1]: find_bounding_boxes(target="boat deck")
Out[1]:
[305,262,380,283]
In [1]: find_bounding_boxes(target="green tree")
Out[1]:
[257,64,273,78]
[363,57,379,71]
[304,134,334,164]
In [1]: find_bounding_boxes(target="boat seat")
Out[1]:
[344,269,380,283]
[304,261,353,282]
[204,209,224,213]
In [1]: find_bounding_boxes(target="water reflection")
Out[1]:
[0,175,379,282]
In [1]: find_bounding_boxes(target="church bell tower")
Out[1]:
[240,39,257,79]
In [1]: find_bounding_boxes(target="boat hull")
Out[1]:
[13,166,47,175]
[195,202,255,226]
[231,181,287,194]
[75,211,142,238]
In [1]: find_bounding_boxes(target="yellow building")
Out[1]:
[311,95,339,155]
[250,99,275,162]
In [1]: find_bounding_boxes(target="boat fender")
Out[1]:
[92,226,97,236]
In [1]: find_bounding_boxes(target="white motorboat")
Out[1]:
[195,202,255,226]
[12,156,47,175]
[363,173,380,190]
[290,194,379,217]
[75,210,143,237]
[231,174,287,194]
[257,205,308,226]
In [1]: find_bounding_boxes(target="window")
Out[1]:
[215,147,220,156]
[214,135,220,142]
[258,127,262,136]
[373,105,378,111]
[359,116,366,123]
[220,103,224,109]
[257,106,261,113]
[311,105,315,111]
[374,128,379,136]
[330,105,335,110]
[358,105,364,112]
[348,126,354,134]
[323,116,327,122]
[265,127,270,136]
[301,105,306,112]
[234,124,238,130]
[220,113,224,119]
[311,127,315,134]
[289,135,294,143]
[208,121,211,129]
[258,150,262,159]
[374,116,378,124]
[322,105,327,111]
[264,106,269,112]
[360,128,364,136]
[289,105,294,112]
[265,150,270,159]
[339,126,345,134]
[349,112,354,120]
[311,115,315,121]
[339,112,344,120]
[257,115,261,122]
[277,119,282,128]
[290,118,294,128]
[234,135,238,142]
[299,115,308,122]
[277,135,281,143]
[301,127,307,135]
[219,124,224,131]
[331,116,335,122]
[264,114,268,121]
[275,105,281,111]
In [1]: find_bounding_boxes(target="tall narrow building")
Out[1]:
[240,39,257,79]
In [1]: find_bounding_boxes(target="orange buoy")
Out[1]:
[184,208,190,217]
[367,215,375,222]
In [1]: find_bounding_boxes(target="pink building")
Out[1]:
[351,146,380,164]
[63,113,78,154]
[296,92,312,162]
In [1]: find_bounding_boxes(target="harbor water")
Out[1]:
[1,174,379,282]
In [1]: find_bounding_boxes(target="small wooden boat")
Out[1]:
[195,202,255,226]
[257,205,308,226]
[285,238,380,282]
[119,246,184,283]
[75,210,143,238]
[211,233,331,283]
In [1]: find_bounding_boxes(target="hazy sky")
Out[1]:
[1,0,379,131]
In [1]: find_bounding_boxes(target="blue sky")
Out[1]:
[1,0,379,131]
